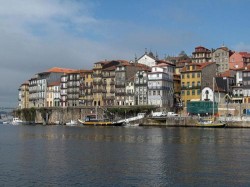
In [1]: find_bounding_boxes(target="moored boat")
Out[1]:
[78,114,122,126]
[65,120,78,126]
[11,117,23,125]
[196,118,225,128]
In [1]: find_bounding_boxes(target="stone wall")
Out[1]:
[34,107,107,124]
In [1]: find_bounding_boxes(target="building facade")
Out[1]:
[212,46,232,73]
[192,46,212,63]
[134,70,150,105]
[181,62,217,106]
[67,71,80,107]
[148,62,174,109]
[18,82,29,109]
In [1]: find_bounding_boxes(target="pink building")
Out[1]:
[229,52,250,69]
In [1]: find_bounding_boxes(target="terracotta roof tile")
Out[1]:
[47,67,77,73]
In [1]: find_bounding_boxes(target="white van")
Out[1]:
[167,112,178,117]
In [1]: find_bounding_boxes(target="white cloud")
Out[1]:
[0,0,199,107]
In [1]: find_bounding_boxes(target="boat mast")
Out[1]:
[95,105,98,120]
[213,77,215,119]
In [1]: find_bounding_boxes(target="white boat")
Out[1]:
[65,120,78,126]
[11,117,23,125]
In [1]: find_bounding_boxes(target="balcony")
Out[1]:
[104,95,115,100]
[93,80,102,85]
[84,97,93,101]
[115,82,125,88]
[116,92,126,96]
[148,86,170,90]
[181,85,201,90]
[92,88,103,93]
[92,72,102,78]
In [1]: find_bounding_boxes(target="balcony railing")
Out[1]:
[148,86,171,90]
[116,92,126,96]
[181,85,201,90]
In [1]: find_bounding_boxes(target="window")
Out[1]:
[197,90,201,95]
[187,90,190,95]
[182,74,185,79]
[197,73,200,78]
[192,81,195,86]
[187,74,190,78]
[192,90,195,95]
[192,73,195,78]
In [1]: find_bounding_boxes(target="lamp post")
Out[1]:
[240,99,242,119]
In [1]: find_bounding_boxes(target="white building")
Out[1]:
[137,50,157,67]
[148,62,174,109]
[60,73,68,107]
[134,70,149,105]
[125,80,135,106]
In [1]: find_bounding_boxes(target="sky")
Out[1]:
[1,0,250,107]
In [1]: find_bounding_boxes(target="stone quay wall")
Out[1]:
[35,107,107,124]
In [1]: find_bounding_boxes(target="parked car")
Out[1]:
[167,112,178,117]
[152,112,167,117]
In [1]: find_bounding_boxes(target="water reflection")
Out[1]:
[1,125,250,186]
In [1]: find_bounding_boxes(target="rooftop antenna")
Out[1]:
[145,48,148,54]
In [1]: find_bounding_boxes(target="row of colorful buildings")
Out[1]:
[18,45,250,113]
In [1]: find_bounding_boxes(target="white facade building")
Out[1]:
[148,62,174,109]
[60,74,68,107]
[137,51,157,67]
[125,81,135,106]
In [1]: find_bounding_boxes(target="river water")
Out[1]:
[0,125,250,186]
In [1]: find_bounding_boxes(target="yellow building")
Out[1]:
[18,82,29,109]
[93,61,105,106]
[79,70,93,106]
[102,66,116,106]
[180,62,216,107]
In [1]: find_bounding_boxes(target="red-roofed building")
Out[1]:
[34,67,77,108]
[192,46,212,63]
[93,60,126,106]
[229,52,250,69]
[115,62,150,106]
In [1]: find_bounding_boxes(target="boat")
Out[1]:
[11,117,23,125]
[78,114,122,126]
[196,77,226,128]
[65,120,78,126]
[196,118,225,128]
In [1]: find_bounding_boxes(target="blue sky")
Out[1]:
[0,0,250,107]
